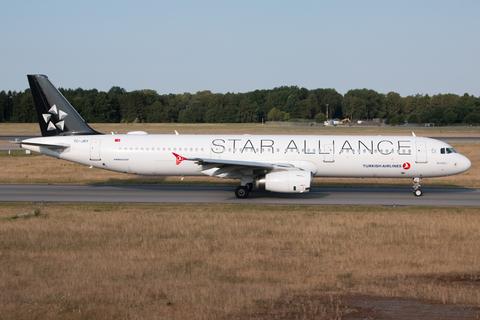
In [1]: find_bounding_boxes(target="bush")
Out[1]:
[389,114,405,126]
[463,111,480,124]
[407,113,419,124]
[267,108,290,122]
[314,112,327,123]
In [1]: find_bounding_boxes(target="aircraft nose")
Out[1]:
[457,155,471,173]
[464,156,472,170]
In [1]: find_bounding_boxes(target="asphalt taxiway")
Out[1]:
[1,184,479,206]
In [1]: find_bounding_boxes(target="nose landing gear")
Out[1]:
[413,177,422,196]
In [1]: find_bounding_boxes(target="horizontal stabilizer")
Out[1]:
[18,140,70,149]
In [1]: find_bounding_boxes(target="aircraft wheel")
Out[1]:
[235,186,249,199]
[414,189,423,197]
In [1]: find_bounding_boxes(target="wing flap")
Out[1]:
[183,157,299,178]
[187,157,275,169]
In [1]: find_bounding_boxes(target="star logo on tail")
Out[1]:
[42,104,68,131]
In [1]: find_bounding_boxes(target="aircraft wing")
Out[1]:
[188,157,275,169]
[185,157,296,178]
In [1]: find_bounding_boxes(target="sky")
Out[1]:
[1,0,479,97]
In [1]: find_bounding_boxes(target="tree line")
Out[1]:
[1,85,479,125]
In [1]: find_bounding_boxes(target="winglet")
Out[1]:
[412,132,416,137]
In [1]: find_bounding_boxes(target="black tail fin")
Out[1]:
[27,74,101,136]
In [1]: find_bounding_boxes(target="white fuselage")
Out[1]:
[22,134,471,179]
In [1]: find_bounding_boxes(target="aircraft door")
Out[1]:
[90,139,101,161]
[324,144,334,162]
[415,141,427,163]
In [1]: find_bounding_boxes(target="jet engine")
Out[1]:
[256,170,312,193]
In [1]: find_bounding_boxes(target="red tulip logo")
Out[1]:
[172,153,186,165]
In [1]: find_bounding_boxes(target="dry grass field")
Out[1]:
[1,203,480,319]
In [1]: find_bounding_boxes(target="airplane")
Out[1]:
[19,74,471,198]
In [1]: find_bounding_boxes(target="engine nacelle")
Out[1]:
[256,170,312,193]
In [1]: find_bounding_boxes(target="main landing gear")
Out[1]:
[413,177,422,197]
[235,183,253,199]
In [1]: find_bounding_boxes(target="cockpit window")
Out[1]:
[441,147,457,154]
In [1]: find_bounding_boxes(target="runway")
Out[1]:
[1,184,479,206]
